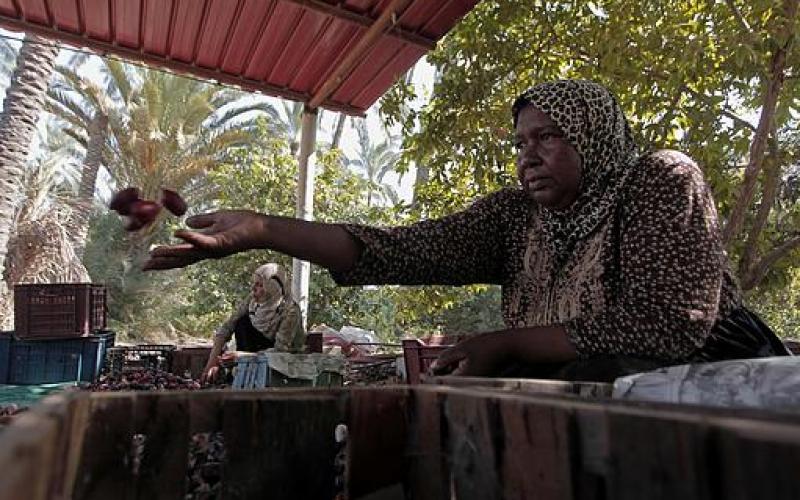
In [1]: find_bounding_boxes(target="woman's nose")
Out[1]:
[518,150,542,170]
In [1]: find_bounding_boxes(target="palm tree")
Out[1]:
[0,124,86,329]
[0,34,59,313]
[47,55,114,257]
[107,67,266,201]
[48,59,273,260]
[348,119,401,207]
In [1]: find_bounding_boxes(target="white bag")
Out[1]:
[613,356,800,412]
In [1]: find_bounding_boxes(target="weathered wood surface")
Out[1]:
[221,390,346,499]
[347,387,408,498]
[1,386,800,500]
[425,375,613,398]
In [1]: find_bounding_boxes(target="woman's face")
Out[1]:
[514,105,582,209]
[251,276,267,303]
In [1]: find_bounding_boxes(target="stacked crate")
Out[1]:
[1,283,113,384]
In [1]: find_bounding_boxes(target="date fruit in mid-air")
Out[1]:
[108,187,141,215]
[110,187,188,232]
[160,188,188,216]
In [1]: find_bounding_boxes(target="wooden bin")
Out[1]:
[170,346,213,379]
[2,385,800,500]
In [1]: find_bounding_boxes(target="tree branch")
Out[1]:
[722,0,799,245]
[742,234,800,290]
[724,0,752,32]
[738,127,780,277]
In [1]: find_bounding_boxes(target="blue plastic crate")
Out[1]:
[0,331,115,385]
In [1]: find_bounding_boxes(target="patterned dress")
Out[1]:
[333,80,785,365]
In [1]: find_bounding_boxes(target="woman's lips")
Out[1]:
[525,177,551,191]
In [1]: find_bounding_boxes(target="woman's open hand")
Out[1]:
[143,210,268,271]
[429,332,510,377]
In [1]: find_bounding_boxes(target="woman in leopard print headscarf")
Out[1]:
[146,80,788,382]
[511,80,638,267]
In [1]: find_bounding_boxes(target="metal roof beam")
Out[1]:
[309,0,414,109]
[283,0,435,50]
[0,15,365,115]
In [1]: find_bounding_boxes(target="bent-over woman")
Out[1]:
[201,263,306,382]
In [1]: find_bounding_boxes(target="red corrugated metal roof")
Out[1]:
[0,0,479,115]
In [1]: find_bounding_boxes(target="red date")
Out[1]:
[108,187,141,215]
[110,187,188,232]
[160,188,188,216]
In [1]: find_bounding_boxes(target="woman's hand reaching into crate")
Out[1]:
[429,332,511,377]
[429,327,578,377]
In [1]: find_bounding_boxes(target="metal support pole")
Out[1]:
[292,107,318,328]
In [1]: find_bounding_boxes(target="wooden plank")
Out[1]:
[497,396,574,500]
[221,391,347,499]
[187,390,224,434]
[604,412,714,500]
[718,420,800,500]
[57,395,92,500]
[133,393,190,500]
[403,386,450,500]
[443,390,503,500]
[572,407,611,500]
[348,387,408,498]
[426,376,612,398]
[71,393,136,500]
[35,393,90,500]
[0,407,61,500]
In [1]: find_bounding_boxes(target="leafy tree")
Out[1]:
[381,0,800,300]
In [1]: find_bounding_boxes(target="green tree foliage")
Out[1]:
[80,66,274,338]
[159,120,503,341]
[381,0,800,330]
[347,119,401,206]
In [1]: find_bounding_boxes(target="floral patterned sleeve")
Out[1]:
[213,298,250,342]
[566,151,724,360]
[331,188,525,286]
[273,302,303,352]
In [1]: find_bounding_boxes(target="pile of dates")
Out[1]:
[346,360,399,386]
[86,369,202,391]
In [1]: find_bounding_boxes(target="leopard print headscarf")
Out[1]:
[512,80,639,263]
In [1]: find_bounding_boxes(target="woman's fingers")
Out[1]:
[142,257,188,271]
[450,359,469,376]
[142,246,209,271]
[174,229,219,248]
[430,348,467,375]
[149,242,196,258]
[186,213,218,229]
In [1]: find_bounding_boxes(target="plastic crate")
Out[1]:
[0,331,115,384]
[105,345,176,375]
[231,353,345,389]
[13,283,106,339]
[401,338,450,384]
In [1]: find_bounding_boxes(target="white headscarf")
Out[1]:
[248,263,292,335]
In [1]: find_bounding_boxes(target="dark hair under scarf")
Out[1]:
[512,80,640,263]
